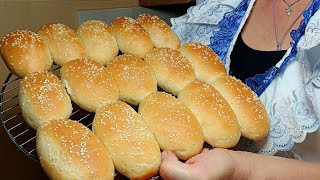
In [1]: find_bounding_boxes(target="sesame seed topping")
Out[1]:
[1,30,43,49]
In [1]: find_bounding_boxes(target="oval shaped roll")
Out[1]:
[144,47,196,96]
[36,119,114,180]
[93,101,161,180]
[136,14,180,50]
[60,58,119,112]
[77,20,119,65]
[178,81,241,148]
[0,30,52,77]
[111,16,153,59]
[38,23,88,66]
[106,54,157,106]
[179,42,226,84]
[19,71,72,130]
[212,75,270,141]
[138,92,204,160]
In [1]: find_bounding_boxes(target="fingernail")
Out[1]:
[161,151,168,161]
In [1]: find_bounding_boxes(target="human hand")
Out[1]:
[159,148,241,180]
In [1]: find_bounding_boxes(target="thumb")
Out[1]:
[159,150,192,180]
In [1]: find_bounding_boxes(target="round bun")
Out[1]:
[138,92,204,160]
[211,75,270,141]
[179,42,226,84]
[178,81,241,148]
[93,101,161,180]
[111,16,153,59]
[136,14,180,50]
[106,54,157,106]
[0,30,52,77]
[77,20,119,65]
[60,58,119,112]
[36,119,114,180]
[19,71,72,130]
[38,23,88,66]
[144,47,196,96]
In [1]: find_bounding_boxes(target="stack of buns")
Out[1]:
[106,54,157,106]
[179,42,227,85]
[77,20,119,65]
[0,30,52,77]
[210,75,270,141]
[144,47,196,96]
[36,119,114,180]
[0,13,271,180]
[136,14,180,50]
[178,81,241,148]
[60,58,119,112]
[19,71,72,130]
[37,23,88,66]
[139,92,204,160]
[93,101,161,179]
[112,16,153,59]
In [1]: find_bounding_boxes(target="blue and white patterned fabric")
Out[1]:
[171,0,320,155]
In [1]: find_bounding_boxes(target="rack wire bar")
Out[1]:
[3,113,21,124]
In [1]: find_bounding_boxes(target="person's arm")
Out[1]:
[235,150,320,180]
[160,148,320,180]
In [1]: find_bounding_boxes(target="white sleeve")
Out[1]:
[299,9,320,119]
[170,0,242,45]
[257,10,320,155]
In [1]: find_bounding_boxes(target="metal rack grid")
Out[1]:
[0,65,95,163]
[0,66,160,180]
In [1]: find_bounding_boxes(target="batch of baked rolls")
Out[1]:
[0,14,270,180]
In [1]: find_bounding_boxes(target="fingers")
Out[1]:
[185,148,210,164]
[159,150,192,180]
[201,148,210,153]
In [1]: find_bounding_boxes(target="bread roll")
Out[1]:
[93,101,161,180]
[77,20,119,65]
[144,47,196,96]
[136,14,180,50]
[106,54,157,106]
[138,92,204,160]
[19,71,72,130]
[36,119,114,180]
[211,75,270,141]
[60,58,119,112]
[179,42,226,84]
[0,30,52,77]
[178,81,241,148]
[38,23,88,66]
[112,16,153,59]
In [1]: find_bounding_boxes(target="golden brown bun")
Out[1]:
[93,101,161,180]
[179,42,226,84]
[19,72,72,130]
[38,23,88,66]
[211,75,270,141]
[136,14,180,50]
[0,30,53,77]
[36,119,114,180]
[138,92,204,160]
[106,54,157,106]
[178,81,241,148]
[111,16,153,59]
[77,20,119,65]
[144,47,196,96]
[60,58,119,112]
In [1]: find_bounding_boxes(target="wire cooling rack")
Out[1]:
[0,66,161,180]
[0,65,95,163]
